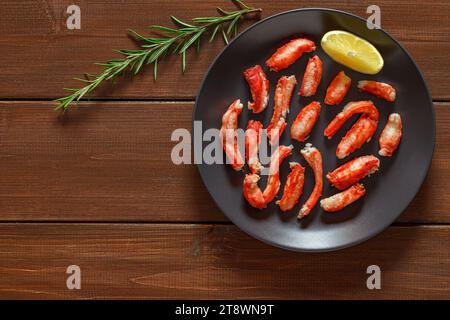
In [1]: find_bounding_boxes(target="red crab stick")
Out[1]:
[262,145,294,204]
[327,155,380,191]
[267,75,297,145]
[220,99,245,171]
[243,174,266,209]
[379,113,403,157]
[290,101,321,142]
[243,65,270,113]
[358,80,396,102]
[298,143,323,219]
[276,162,305,212]
[266,38,316,72]
[336,115,378,159]
[245,120,263,174]
[324,71,352,105]
[299,55,323,97]
[320,184,366,212]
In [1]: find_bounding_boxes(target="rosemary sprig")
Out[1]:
[55,0,262,112]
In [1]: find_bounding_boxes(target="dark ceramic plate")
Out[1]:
[193,8,435,252]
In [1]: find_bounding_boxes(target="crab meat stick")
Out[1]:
[358,80,396,102]
[266,38,316,72]
[276,162,305,212]
[245,120,264,174]
[220,99,245,170]
[290,101,321,142]
[243,174,266,209]
[336,115,378,159]
[379,113,403,157]
[262,145,294,204]
[244,65,270,113]
[299,55,323,97]
[320,184,366,212]
[267,75,297,145]
[327,155,380,191]
[324,71,351,105]
[298,143,323,219]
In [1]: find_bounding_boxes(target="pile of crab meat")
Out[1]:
[220,37,402,219]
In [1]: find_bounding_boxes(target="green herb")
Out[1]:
[55,0,262,112]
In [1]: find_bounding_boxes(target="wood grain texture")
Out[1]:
[0,101,447,223]
[0,0,449,100]
[0,223,448,299]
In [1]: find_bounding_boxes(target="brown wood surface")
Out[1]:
[0,101,447,223]
[0,224,449,299]
[0,0,449,100]
[0,0,449,300]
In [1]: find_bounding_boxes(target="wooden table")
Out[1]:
[0,0,449,299]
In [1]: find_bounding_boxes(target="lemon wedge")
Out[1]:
[321,30,384,74]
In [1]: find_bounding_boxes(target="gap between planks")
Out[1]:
[0,221,448,226]
[0,97,450,105]
[0,99,197,104]
[0,99,449,104]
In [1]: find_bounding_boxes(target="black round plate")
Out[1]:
[193,8,435,252]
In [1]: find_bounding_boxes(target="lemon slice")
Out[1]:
[321,30,384,74]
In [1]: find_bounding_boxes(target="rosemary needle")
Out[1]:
[55,0,262,112]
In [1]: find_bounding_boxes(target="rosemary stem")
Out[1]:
[55,1,262,112]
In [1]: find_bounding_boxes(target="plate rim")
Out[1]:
[192,7,436,252]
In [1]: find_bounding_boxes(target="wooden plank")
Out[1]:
[0,101,447,223]
[0,223,448,299]
[0,1,449,100]
[404,102,450,223]
[0,101,222,222]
